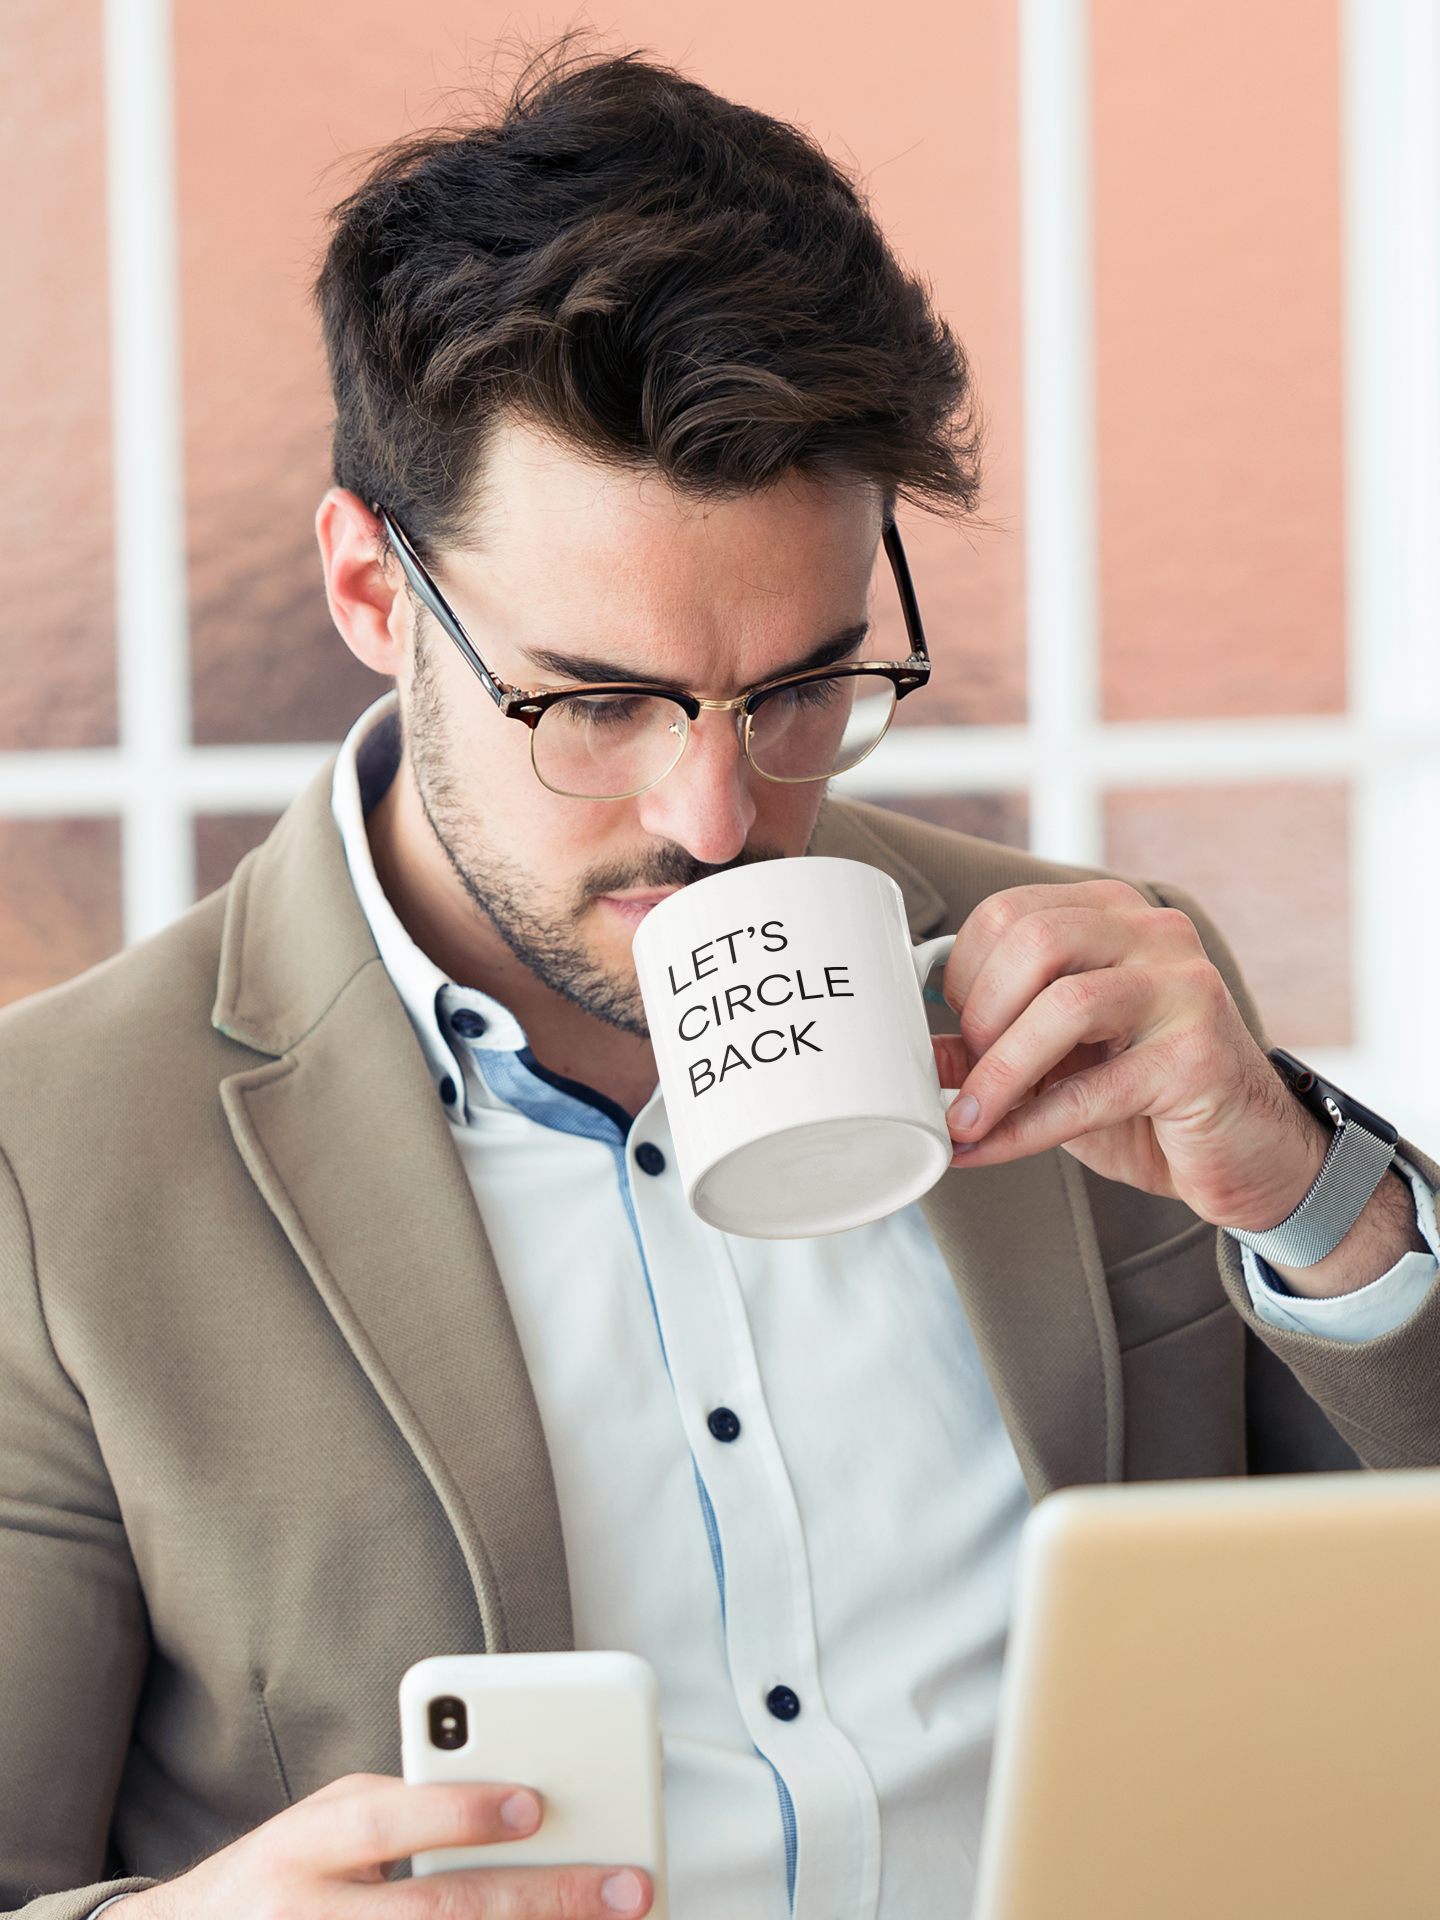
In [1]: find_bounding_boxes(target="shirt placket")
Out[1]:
[627,1103,883,1920]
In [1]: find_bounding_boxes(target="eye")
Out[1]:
[795,678,847,708]
[763,676,850,713]
[552,692,653,728]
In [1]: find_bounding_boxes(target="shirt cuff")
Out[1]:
[87,1902,137,1917]
[1239,1155,1439,1345]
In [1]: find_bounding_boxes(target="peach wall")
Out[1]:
[1106,784,1350,1046]
[0,0,116,750]
[173,1,1026,743]
[1092,0,1347,720]
[0,819,121,1003]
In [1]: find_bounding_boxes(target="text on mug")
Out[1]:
[689,1023,822,1096]
[667,919,788,995]
[676,967,852,1041]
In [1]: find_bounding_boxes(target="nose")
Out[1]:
[635,705,756,865]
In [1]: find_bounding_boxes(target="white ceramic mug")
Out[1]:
[632,856,956,1238]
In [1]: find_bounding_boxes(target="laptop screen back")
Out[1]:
[972,1471,1440,1920]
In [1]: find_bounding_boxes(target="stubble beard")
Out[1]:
[405,638,785,1039]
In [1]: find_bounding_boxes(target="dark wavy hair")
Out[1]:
[316,47,981,558]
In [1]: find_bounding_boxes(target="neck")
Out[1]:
[366,769,660,1117]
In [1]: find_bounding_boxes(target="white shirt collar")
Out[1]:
[330,692,529,1120]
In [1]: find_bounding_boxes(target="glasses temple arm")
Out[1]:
[883,522,929,664]
[376,508,510,708]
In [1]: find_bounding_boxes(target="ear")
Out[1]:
[315,488,411,676]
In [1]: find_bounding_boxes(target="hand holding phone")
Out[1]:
[399,1650,668,1916]
[109,1770,653,1918]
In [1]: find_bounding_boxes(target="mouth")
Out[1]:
[591,886,683,930]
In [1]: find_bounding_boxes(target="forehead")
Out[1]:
[437,420,885,679]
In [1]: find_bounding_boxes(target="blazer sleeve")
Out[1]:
[1215,1138,1440,1469]
[0,1144,155,1915]
[1144,879,1440,1468]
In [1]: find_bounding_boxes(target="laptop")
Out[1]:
[971,1470,1440,1920]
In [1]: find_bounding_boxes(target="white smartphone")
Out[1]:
[399,1650,668,1915]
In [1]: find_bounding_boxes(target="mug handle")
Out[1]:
[912,934,962,1114]
[912,934,963,1115]
[910,933,956,993]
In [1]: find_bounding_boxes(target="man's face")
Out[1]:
[393,420,886,1035]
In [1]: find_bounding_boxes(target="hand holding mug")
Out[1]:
[931,879,1331,1231]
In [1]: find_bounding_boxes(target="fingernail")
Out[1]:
[951,1142,976,1159]
[949,1093,981,1130]
[500,1789,540,1832]
[602,1868,645,1913]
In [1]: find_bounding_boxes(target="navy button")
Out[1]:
[707,1407,741,1443]
[766,1685,801,1722]
[635,1143,666,1177]
[450,1009,487,1039]
[439,1076,457,1105]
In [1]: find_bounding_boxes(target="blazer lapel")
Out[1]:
[215,765,573,1655]
[921,1153,1124,1499]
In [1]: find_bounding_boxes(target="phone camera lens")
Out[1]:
[428,1695,469,1750]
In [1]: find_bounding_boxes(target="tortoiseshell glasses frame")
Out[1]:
[376,506,932,801]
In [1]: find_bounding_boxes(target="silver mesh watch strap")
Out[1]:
[1228,1117,1396,1269]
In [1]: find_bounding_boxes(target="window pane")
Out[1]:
[0,0,116,750]
[1105,783,1350,1049]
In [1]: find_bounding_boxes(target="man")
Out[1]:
[3,49,1438,1920]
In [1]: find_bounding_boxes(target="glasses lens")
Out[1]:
[531,691,689,799]
[746,673,897,782]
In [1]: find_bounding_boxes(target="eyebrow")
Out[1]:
[515,622,873,693]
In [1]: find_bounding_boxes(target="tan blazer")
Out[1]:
[3,770,1438,1918]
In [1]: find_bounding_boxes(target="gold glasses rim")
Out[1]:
[526,674,900,801]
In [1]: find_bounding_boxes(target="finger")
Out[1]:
[957,905,1158,1057]
[307,1773,403,1806]
[947,966,1159,1142]
[943,880,1151,1012]
[932,1033,975,1091]
[274,1778,544,1878]
[373,1862,653,1919]
[955,899,1205,1059]
[950,1050,1168,1169]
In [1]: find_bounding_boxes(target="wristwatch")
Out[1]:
[1227,1048,1399,1269]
